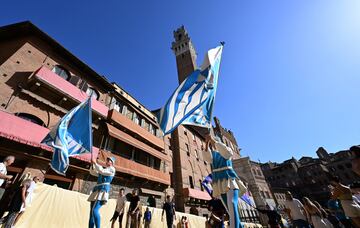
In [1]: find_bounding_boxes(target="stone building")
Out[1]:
[261,147,360,204]
[0,21,171,206]
[213,117,241,160]
[233,157,275,225]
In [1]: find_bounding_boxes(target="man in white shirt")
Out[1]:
[0,156,15,199]
[110,188,127,228]
[284,191,310,228]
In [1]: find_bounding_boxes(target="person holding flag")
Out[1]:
[41,95,116,227]
[88,156,115,228]
[204,133,247,228]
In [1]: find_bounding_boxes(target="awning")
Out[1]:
[0,109,97,163]
[33,67,109,117]
[106,123,169,162]
[183,188,211,201]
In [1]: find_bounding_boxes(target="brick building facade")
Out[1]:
[0,21,171,207]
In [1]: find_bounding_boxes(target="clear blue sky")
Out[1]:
[2,1,360,162]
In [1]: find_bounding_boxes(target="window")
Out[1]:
[149,124,155,135]
[257,170,262,176]
[195,150,199,160]
[260,191,265,198]
[189,176,194,188]
[184,130,187,136]
[133,112,139,125]
[15,113,45,127]
[52,65,70,80]
[252,169,256,175]
[265,191,270,198]
[86,87,100,100]
[156,129,162,138]
[185,143,190,156]
[107,137,133,159]
[200,180,204,191]
[170,173,174,188]
[114,100,124,113]
[126,108,133,120]
[142,120,149,130]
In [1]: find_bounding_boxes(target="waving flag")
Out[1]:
[157,45,223,135]
[42,97,93,175]
[201,174,213,196]
[241,191,254,207]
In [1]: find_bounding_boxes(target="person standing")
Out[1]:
[284,191,310,228]
[0,156,15,199]
[162,195,176,228]
[143,207,152,228]
[147,195,156,208]
[111,188,127,228]
[207,197,227,228]
[257,205,283,228]
[0,179,31,228]
[327,199,353,228]
[330,175,360,228]
[302,197,331,228]
[203,133,247,228]
[88,156,116,228]
[13,176,40,226]
[127,188,140,228]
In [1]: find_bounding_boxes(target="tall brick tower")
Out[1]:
[171,26,197,84]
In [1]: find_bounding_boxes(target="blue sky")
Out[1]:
[2,1,360,162]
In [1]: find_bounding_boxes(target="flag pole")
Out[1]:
[88,91,93,163]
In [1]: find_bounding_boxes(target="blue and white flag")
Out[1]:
[42,97,93,175]
[201,174,213,196]
[157,45,223,135]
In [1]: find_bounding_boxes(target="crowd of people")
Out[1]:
[255,177,360,228]
[0,155,40,228]
[0,143,358,228]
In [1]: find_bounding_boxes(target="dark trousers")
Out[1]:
[111,211,124,227]
[166,215,173,228]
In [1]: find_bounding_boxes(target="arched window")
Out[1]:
[15,113,45,127]
[86,87,100,100]
[52,65,71,80]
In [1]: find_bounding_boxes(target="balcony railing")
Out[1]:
[98,149,170,185]
[108,109,164,150]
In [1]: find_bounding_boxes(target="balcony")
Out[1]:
[108,109,164,150]
[98,149,170,185]
[106,123,169,162]
[31,67,108,117]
